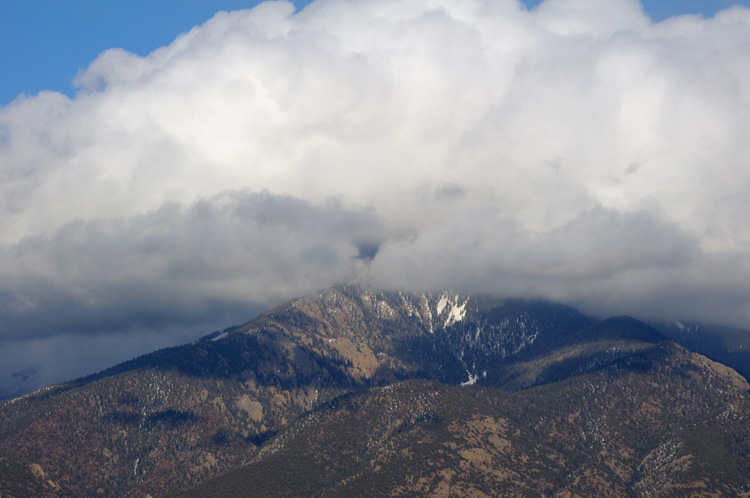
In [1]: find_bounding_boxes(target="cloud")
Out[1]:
[0,191,382,340]
[1,0,750,393]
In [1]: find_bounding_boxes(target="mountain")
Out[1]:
[654,320,750,381]
[0,283,748,497]
[0,454,62,498]
[173,344,750,498]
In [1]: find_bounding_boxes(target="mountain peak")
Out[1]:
[1,285,748,497]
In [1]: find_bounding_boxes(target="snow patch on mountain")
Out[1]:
[436,294,469,328]
[436,296,449,316]
[418,295,433,333]
[461,373,478,386]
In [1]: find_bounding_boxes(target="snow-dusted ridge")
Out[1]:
[211,332,229,342]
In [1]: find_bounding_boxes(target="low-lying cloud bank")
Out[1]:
[2,0,750,394]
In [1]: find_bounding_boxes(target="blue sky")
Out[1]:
[1,0,748,105]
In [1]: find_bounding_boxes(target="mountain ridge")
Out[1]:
[174,341,750,498]
[0,283,748,497]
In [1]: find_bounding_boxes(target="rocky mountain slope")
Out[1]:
[0,283,748,497]
[174,343,750,497]
[655,320,750,381]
